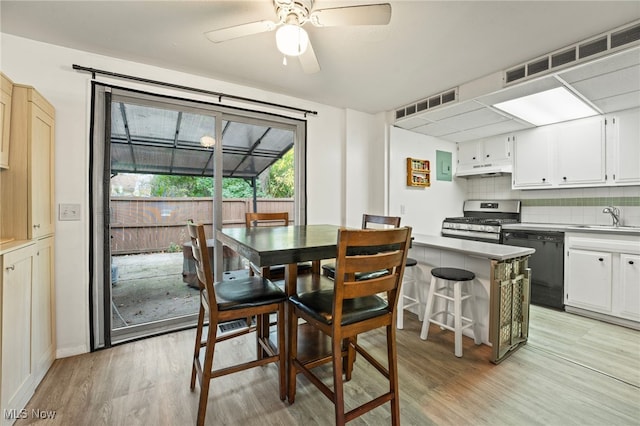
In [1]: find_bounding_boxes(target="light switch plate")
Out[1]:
[59,203,81,221]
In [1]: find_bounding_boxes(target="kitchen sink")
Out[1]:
[570,225,640,232]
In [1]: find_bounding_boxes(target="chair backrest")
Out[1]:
[333,227,412,322]
[245,212,289,228]
[187,222,217,310]
[362,214,401,229]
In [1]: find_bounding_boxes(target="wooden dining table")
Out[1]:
[217,224,342,294]
[216,224,342,397]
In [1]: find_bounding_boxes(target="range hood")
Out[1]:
[455,164,512,178]
[393,20,640,144]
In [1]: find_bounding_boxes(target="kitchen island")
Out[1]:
[408,234,534,363]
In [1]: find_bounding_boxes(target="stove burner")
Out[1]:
[443,217,518,225]
[441,201,521,244]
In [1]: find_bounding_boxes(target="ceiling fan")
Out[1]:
[204,0,392,74]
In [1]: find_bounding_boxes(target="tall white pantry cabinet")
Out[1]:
[0,75,56,425]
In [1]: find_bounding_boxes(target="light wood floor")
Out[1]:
[16,306,640,425]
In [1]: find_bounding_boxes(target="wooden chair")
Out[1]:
[245,212,312,279]
[322,214,402,280]
[287,226,412,426]
[187,222,286,426]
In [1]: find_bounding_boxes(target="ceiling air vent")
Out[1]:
[611,22,640,48]
[579,36,607,59]
[552,48,576,67]
[393,88,458,122]
[506,66,526,83]
[527,58,549,76]
[504,19,640,86]
[442,90,456,103]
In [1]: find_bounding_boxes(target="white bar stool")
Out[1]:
[396,258,423,329]
[419,267,481,357]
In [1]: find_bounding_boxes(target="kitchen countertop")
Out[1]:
[502,223,640,236]
[412,233,534,261]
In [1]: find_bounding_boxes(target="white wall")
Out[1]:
[344,109,387,228]
[1,33,381,356]
[388,126,467,235]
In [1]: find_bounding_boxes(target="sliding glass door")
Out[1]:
[90,84,306,349]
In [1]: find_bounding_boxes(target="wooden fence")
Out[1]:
[110,197,294,255]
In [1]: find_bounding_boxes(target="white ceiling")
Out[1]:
[1,1,639,114]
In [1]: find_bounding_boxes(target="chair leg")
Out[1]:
[277,305,286,401]
[415,267,425,322]
[387,324,400,426]
[191,301,205,390]
[332,335,346,426]
[344,337,355,381]
[420,276,438,340]
[468,281,482,345]
[453,281,463,357]
[287,306,299,404]
[197,315,218,426]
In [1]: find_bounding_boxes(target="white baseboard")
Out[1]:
[56,344,89,359]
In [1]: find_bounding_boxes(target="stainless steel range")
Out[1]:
[441,200,521,243]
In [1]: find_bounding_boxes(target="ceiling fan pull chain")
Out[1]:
[283,56,287,66]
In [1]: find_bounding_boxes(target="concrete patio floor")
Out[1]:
[111,252,201,328]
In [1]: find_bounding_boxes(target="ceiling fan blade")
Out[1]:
[299,40,320,74]
[204,20,277,43]
[310,3,391,27]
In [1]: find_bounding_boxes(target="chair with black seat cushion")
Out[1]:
[187,222,286,426]
[321,214,402,280]
[288,226,412,426]
[245,212,312,279]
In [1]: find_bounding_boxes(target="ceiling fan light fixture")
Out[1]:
[200,135,216,148]
[276,24,309,56]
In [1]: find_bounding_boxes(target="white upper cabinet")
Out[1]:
[512,126,554,188]
[608,108,640,185]
[555,116,606,186]
[456,134,512,176]
[512,110,640,190]
[457,140,482,169]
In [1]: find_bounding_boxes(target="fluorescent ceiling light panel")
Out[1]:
[493,87,598,126]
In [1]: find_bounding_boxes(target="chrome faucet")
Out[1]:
[602,206,621,227]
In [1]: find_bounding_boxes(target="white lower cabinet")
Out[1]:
[1,243,35,424]
[1,237,55,425]
[618,254,640,321]
[565,233,640,325]
[31,237,55,383]
[566,249,612,312]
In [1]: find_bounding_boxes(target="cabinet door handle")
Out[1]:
[5,265,15,271]
[486,154,490,158]
[542,178,546,182]
[33,224,41,229]
[598,258,604,262]
[472,156,476,160]
[630,261,635,265]
[563,177,567,181]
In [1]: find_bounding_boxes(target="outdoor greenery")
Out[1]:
[266,149,294,198]
[148,148,294,198]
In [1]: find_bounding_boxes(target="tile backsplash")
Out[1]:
[464,175,640,226]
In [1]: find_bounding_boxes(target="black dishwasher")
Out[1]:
[502,230,565,310]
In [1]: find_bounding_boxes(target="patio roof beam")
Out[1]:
[168,111,183,175]
[119,102,138,172]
